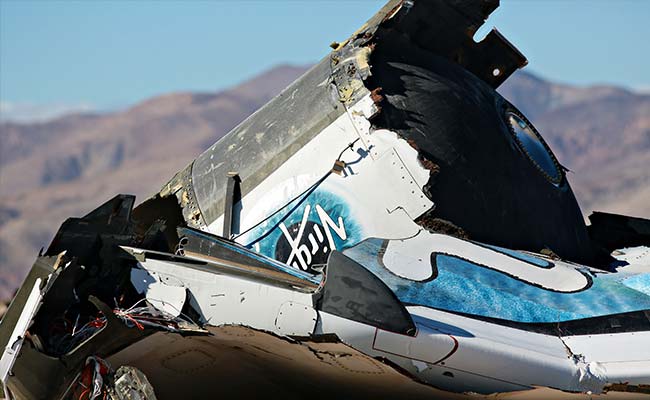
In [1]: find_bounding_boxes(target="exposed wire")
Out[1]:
[337,138,360,161]
[232,138,360,246]
[112,299,201,333]
[242,172,331,247]
[78,388,90,400]
[74,356,111,400]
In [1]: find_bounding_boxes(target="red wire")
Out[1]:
[88,318,106,328]
[78,388,90,400]
[125,314,145,330]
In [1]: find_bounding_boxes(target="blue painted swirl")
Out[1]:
[344,238,650,323]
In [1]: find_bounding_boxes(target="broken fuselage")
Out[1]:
[2,0,650,398]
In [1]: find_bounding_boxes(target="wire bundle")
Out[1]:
[46,315,107,356]
[112,298,201,333]
[73,356,111,400]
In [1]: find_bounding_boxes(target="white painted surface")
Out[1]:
[205,94,434,261]
[130,253,649,394]
[373,324,457,365]
[0,278,43,395]
[563,332,650,363]
[370,129,431,189]
[208,109,360,237]
[135,258,317,337]
[613,246,650,270]
[406,307,582,392]
[145,283,187,318]
[316,310,533,393]
[275,301,318,336]
[382,236,434,281]
[316,306,642,394]
[131,267,187,317]
[347,94,379,160]
[598,360,650,385]
[316,310,377,351]
[382,230,591,293]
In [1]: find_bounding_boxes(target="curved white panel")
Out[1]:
[382,231,590,293]
[383,240,435,281]
[372,324,458,366]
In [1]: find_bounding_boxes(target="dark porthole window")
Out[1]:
[505,109,563,185]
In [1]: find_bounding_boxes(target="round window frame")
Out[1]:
[504,107,564,186]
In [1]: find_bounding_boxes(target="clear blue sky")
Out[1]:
[1,0,649,121]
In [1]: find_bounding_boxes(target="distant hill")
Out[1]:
[0,65,648,299]
[0,64,311,299]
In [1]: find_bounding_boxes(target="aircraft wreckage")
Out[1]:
[2,0,650,398]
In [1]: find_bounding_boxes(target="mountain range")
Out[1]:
[0,64,648,300]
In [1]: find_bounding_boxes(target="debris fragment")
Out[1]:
[415,214,469,240]
[110,366,158,400]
